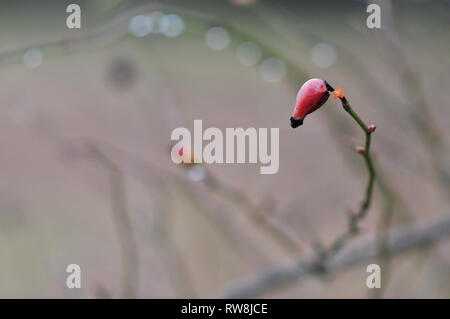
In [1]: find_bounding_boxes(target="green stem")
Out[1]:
[324,81,376,224]
[341,97,375,220]
[314,92,377,267]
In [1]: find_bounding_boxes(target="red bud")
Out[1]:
[290,78,330,128]
[355,146,365,153]
[368,124,376,133]
[332,88,345,99]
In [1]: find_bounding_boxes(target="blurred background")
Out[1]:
[0,0,449,298]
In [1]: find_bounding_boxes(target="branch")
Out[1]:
[64,140,139,298]
[203,171,305,254]
[213,212,450,298]
[313,82,376,264]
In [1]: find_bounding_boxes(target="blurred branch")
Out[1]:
[65,141,139,298]
[213,212,450,298]
[153,190,197,298]
[370,159,396,298]
[204,171,305,254]
[361,0,450,197]
[383,36,450,191]
[90,145,139,299]
[67,138,273,264]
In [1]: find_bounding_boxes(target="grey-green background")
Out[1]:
[0,0,449,298]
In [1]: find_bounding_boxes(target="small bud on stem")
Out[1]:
[355,146,365,153]
[332,88,345,99]
[367,124,376,133]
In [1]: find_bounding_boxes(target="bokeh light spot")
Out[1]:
[205,27,230,51]
[236,42,262,66]
[128,15,153,37]
[310,43,337,68]
[159,14,185,38]
[23,48,43,68]
[260,57,286,83]
[187,165,206,182]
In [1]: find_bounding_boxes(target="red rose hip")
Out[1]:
[290,78,330,128]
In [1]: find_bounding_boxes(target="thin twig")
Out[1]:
[369,155,407,298]
[153,190,197,298]
[91,146,139,299]
[314,82,376,265]
[204,171,305,254]
[66,141,139,298]
[213,212,450,298]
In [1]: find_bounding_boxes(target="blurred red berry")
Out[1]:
[175,145,198,165]
[290,78,330,128]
